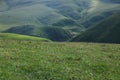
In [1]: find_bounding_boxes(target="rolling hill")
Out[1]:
[71,12,120,43]
[0,0,120,42]
[3,26,72,41]
[0,33,51,41]
[0,0,119,28]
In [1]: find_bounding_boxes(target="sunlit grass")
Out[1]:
[0,33,51,42]
[0,40,120,80]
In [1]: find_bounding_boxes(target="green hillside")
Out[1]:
[0,33,51,42]
[3,26,72,41]
[0,0,82,27]
[0,0,119,42]
[0,0,119,30]
[101,0,120,3]
[72,12,120,43]
[0,40,120,80]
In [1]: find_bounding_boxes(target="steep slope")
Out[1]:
[0,33,51,41]
[80,0,120,28]
[3,25,72,41]
[71,12,120,43]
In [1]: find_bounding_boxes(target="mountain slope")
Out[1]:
[71,12,120,43]
[0,0,120,42]
[3,25,72,41]
[0,33,51,41]
[101,0,120,3]
[0,0,119,28]
[0,0,82,27]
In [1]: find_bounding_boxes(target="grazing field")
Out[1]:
[0,40,120,80]
[0,33,51,42]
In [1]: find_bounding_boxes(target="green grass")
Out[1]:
[0,33,51,42]
[0,40,120,80]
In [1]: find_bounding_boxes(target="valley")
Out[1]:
[0,0,120,42]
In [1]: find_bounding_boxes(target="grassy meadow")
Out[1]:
[0,40,120,80]
[0,33,51,42]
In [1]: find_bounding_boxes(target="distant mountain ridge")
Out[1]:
[0,0,119,27]
[0,0,120,41]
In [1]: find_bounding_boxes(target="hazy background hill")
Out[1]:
[101,0,120,3]
[0,0,120,42]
